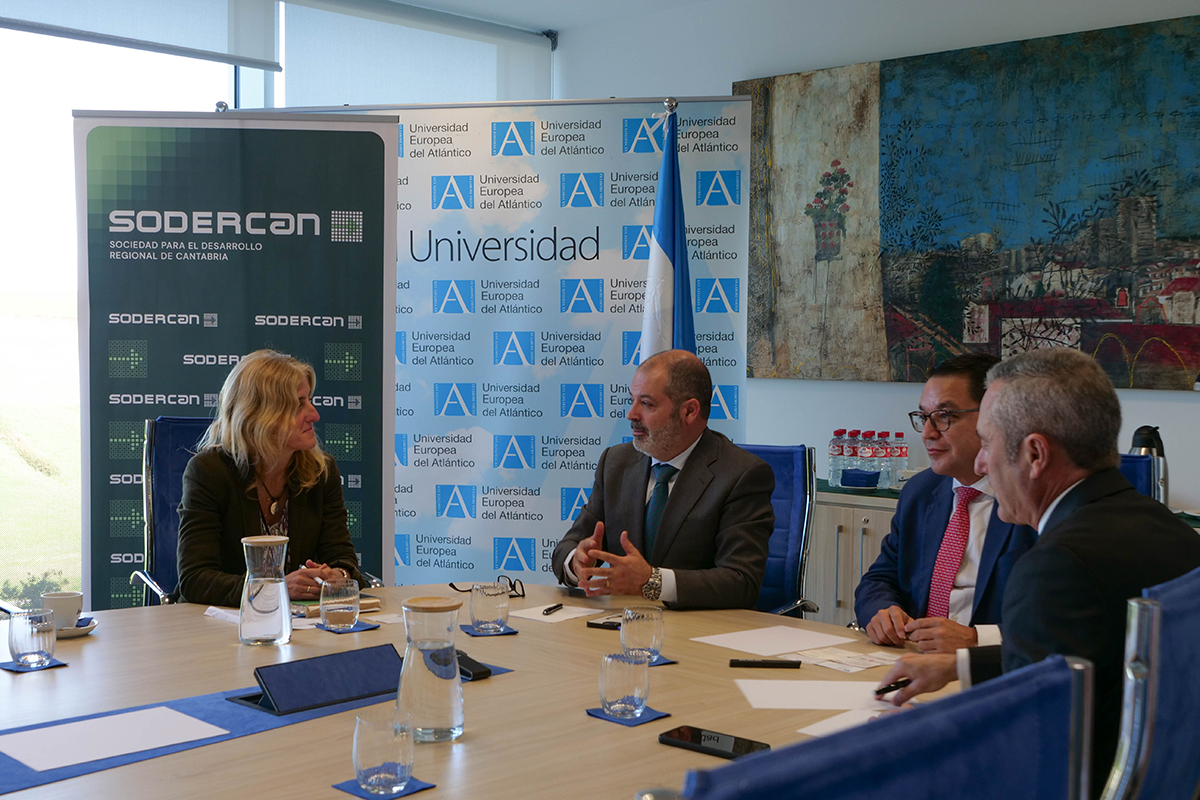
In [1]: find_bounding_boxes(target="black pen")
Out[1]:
[730,659,801,669]
[542,603,564,615]
[874,678,912,696]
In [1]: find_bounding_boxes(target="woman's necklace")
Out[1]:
[262,482,287,516]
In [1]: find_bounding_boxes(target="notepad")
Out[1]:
[0,707,228,772]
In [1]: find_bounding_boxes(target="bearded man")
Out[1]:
[551,350,775,609]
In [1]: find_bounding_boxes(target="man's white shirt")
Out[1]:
[563,435,703,604]
[948,475,1002,647]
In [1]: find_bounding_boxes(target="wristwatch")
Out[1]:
[641,567,662,601]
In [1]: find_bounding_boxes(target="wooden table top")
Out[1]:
[2,584,933,799]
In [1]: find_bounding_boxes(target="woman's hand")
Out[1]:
[285,560,345,600]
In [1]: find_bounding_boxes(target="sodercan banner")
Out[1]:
[75,112,397,609]
[313,98,751,586]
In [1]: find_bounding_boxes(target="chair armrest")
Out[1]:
[769,598,819,618]
[360,570,386,589]
[130,570,174,605]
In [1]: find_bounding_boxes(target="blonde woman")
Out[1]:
[177,350,364,607]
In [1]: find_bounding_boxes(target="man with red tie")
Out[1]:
[875,347,1200,793]
[855,353,1038,653]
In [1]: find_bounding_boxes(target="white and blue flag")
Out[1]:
[641,105,695,356]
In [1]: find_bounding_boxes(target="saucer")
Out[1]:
[57,618,98,639]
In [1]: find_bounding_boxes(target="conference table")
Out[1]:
[2,584,943,799]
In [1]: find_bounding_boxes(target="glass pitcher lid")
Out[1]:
[402,596,463,613]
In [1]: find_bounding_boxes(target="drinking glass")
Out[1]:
[8,609,56,668]
[353,705,414,795]
[320,578,360,631]
[599,652,649,718]
[621,606,664,661]
[469,582,509,633]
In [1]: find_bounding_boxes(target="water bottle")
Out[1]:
[892,432,909,488]
[238,535,292,646]
[845,430,861,471]
[876,430,892,490]
[399,596,465,742]
[828,428,847,487]
[859,431,877,475]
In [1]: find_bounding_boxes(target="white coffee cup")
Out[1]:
[41,591,83,631]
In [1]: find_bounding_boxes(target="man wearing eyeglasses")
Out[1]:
[875,348,1200,792]
[855,352,1037,653]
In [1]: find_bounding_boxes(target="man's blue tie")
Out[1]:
[644,463,678,558]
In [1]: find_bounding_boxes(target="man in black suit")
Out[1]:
[877,347,1200,789]
[551,349,774,609]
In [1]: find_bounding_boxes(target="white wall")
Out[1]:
[552,0,1200,508]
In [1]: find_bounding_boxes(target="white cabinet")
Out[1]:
[806,491,897,626]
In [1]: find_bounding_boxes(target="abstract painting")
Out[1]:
[738,15,1200,390]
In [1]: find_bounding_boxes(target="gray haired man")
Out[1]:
[876,347,1200,793]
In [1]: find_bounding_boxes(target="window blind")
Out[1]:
[282,0,551,106]
[0,0,278,70]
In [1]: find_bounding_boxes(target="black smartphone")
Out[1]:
[659,725,770,760]
[586,613,623,630]
[457,650,492,681]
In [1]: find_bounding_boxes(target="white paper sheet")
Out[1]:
[371,613,405,625]
[290,617,319,630]
[797,709,882,737]
[0,707,229,772]
[508,605,600,623]
[790,653,866,673]
[691,625,854,656]
[203,606,239,624]
[735,679,895,711]
[862,651,901,666]
[789,647,897,672]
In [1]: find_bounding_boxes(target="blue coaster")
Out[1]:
[316,620,380,634]
[333,777,435,798]
[650,655,676,667]
[0,659,68,673]
[586,706,670,727]
[459,624,518,637]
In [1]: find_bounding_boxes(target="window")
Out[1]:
[0,27,229,607]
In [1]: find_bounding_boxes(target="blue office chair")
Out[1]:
[1117,454,1160,501]
[737,444,817,617]
[681,655,1094,800]
[1102,564,1200,800]
[131,415,211,605]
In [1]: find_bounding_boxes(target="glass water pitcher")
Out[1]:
[398,596,464,741]
[238,535,292,646]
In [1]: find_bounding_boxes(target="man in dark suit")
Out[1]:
[551,350,774,609]
[878,348,1200,791]
[856,353,1037,653]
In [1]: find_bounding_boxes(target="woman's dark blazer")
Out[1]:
[176,449,363,607]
